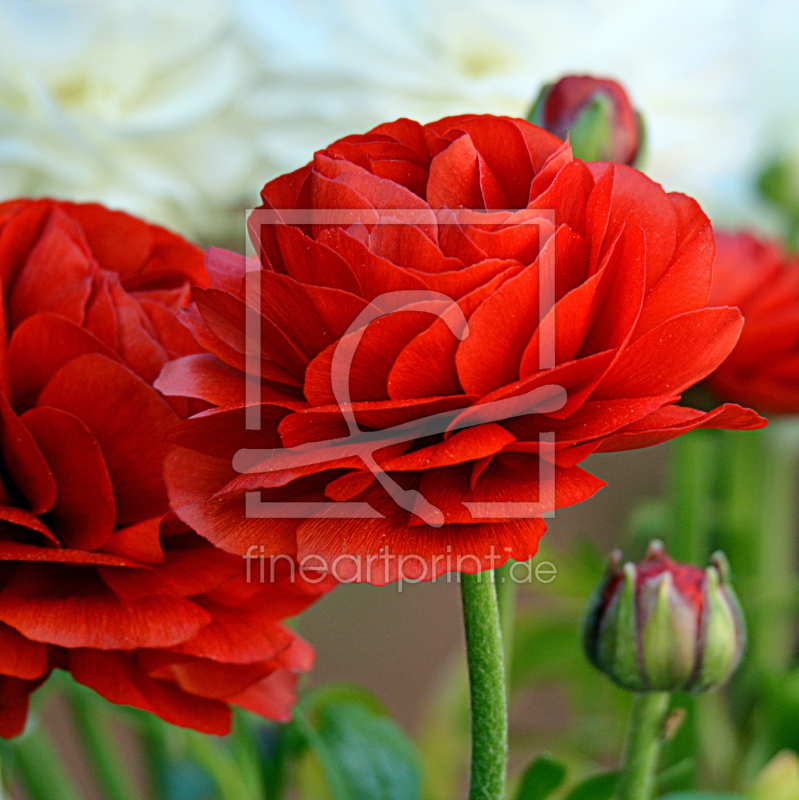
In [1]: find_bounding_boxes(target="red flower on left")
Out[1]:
[0,199,333,737]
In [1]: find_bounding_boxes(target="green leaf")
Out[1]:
[563,770,619,800]
[514,753,567,800]
[656,758,694,795]
[657,793,745,799]
[295,684,422,800]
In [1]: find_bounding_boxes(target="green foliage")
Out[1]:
[514,753,567,800]
[657,793,745,800]
[293,684,422,800]
[563,770,619,800]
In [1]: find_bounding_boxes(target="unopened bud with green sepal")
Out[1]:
[528,74,643,165]
[583,541,746,692]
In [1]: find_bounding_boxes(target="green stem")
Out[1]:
[417,657,471,800]
[750,421,799,678]
[461,570,507,800]
[185,730,259,800]
[617,692,671,800]
[7,723,83,800]
[230,711,268,800]
[717,430,762,575]
[70,686,137,800]
[136,711,172,800]
[495,560,517,679]
[668,430,716,564]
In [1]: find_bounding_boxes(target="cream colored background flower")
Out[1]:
[0,0,790,244]
[0,0,262,244]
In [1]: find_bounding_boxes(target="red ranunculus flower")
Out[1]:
[0,199,333,737]
[706,231,799,414]
[162,115,765,586]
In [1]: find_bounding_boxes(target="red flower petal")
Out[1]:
[6,208,93,329]
[0,541,141,567]
[388,266,522,399]
[456,227,583,395]
[0,564,211,649]
[381,423,516,471]
[8,312,121,412]
[192,286,308,383]
[0,391,56,516]
[278,395,475,448]
[169,597,293,664]
[69,649,231,735]
[304,309,439,405]
[257,270,371,359]
[61,202,207,291]
[0,506,55,541]
[587,163,678,289]
[368,222,463,274]
[100,517,165,565]
[595,403,767,451]
[631,193,714,337]
[271,223,362,294]
[579,224,647,355]
[165,446,299,558]
[0,622,48,679]
[146,655,274,700]
[593,307,744,399]
[427,134,485,209]
[37,354,179,525]
[156,354,247,408]
[318,228,428,300]
[21,406,117,551]
[0,675,48,739]
[295,481,548,585]
[506,395,677,446]
[449,116,536,209]
[99,538,242,602]
[229,669,298,722]
[413,455,604,525]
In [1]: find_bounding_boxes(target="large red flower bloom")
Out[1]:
[162,115,765,586]
[0,199,332,737]
[706,231,799,414]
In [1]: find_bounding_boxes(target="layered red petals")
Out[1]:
[163,114,765,587]
[0,199,331,737]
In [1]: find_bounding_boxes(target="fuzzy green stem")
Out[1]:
[461,570,507,800]
[495,560,517,678]
[669,430,716,564]
[70,686,137,800]
[617,692,671,800]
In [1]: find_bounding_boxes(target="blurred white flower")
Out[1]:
[0,0,263,243]
[0,0,790,243]
[239,0,764,224]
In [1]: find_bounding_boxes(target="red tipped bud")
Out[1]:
[529,75,642,165]
[583,542,746,693]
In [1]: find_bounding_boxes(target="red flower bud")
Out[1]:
[584,542,745,692]
[529,75,642,165]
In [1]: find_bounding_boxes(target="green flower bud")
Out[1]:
[583,541,746,693]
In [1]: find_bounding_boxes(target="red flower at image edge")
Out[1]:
[0,199,333,737]
[161,114,766,586]
[705,230,799,414]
